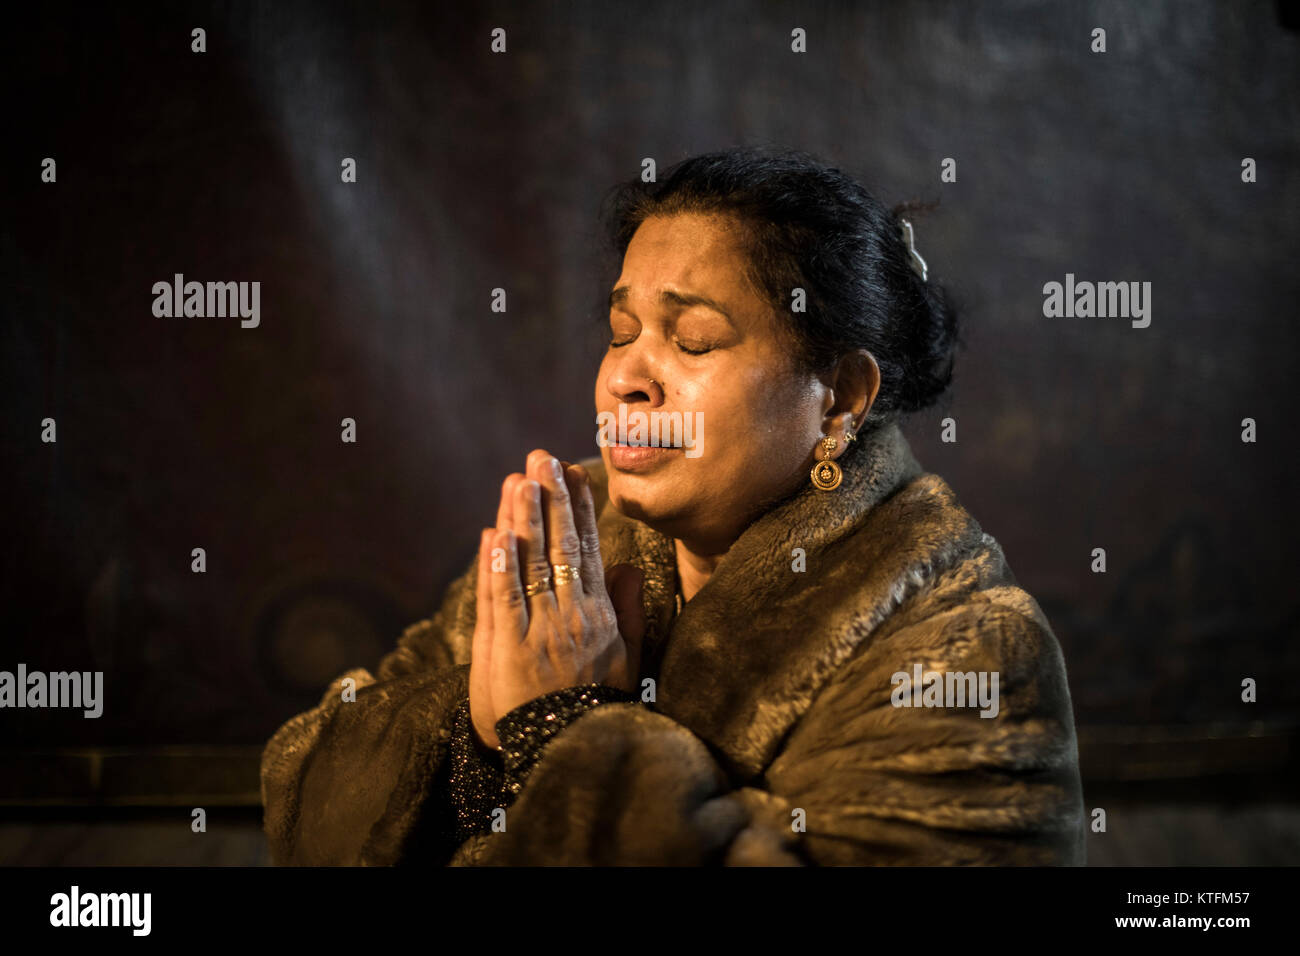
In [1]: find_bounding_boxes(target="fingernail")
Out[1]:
[549,457,563,480]
[530,480,541,504]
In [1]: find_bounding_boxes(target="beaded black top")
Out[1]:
[442,683,637,845]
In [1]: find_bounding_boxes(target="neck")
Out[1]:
[673,538,729,602]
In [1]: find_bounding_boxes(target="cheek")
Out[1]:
[684,366,816,467]
[679,360,765,417]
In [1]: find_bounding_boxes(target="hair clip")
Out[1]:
[899,218,928,283]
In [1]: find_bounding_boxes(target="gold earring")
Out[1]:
[810,436,842,491]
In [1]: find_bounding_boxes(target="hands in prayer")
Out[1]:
[468,450,645,750]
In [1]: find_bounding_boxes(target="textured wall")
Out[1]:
[3,0,1297,757]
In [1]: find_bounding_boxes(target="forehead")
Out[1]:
[616,213,758,300]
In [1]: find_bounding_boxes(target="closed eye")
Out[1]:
[606,329,714,354]
[674,337,714,355]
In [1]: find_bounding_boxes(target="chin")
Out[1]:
[607,475,687,528]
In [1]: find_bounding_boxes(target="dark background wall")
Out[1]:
[2,0,1298,864]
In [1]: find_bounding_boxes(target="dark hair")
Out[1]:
[598,145,962,436]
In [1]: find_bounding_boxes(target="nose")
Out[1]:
[604,354,665,407]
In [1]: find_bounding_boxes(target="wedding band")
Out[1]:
[552,564,582,586]
[524,575,553,598]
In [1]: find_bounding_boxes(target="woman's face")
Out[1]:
[595,212,832,554]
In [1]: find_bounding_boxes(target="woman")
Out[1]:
[261,146,1086,866]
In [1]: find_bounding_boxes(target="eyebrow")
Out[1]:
[608,286,734,324]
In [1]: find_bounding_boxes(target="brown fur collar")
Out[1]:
[590,420,996,780]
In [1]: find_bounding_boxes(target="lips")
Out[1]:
[608,442,682,472]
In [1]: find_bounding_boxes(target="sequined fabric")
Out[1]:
[497,684,637,796]
[445,698,505,844]
[445,684,636,844]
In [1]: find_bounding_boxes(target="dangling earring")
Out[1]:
[810,436,842,491]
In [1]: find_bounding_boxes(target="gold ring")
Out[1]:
[524,575,553,598]
[552,564,582,586]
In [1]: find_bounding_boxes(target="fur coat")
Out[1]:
[260,420,1086,865]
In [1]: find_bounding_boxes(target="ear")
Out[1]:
[821,349,880,454]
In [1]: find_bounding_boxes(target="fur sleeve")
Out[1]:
[260,554,480,865]
[766,593,1087,864]
[468,702,783,865]
[260,663,470,865]
[470,592,1085,866]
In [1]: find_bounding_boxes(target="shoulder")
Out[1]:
[850,470,1070,697]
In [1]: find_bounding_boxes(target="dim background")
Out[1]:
[2,0,1298,865]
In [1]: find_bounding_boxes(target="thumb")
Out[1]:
[604,563,646,659]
